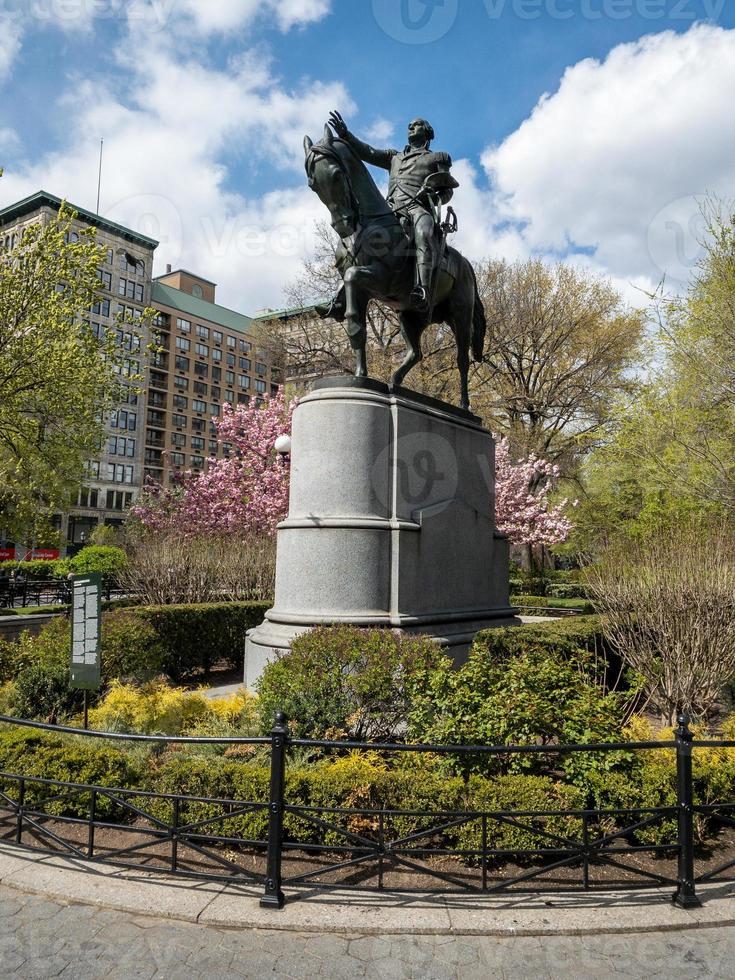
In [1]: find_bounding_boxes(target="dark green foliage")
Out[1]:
[511,595,595,613]
[98,610,164,682]
[0,727,144,820]
[5,618,85,722]
[0,559,65,580]
[256,626,450,739]
[408,617,626,777]
[67,545,127,579]
[133,602,270,679]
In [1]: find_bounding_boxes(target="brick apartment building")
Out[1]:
[0,192,281,556]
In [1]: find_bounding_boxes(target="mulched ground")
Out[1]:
[4,812,735,896]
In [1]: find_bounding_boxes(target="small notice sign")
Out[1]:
[69,573,102,691]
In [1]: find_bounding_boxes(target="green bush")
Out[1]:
[408,618,626,777]
[0,726,144,820]
[256,626,450,739]
[6,618,85,722]
[545,583,590,600]
[133,601,270,679]
[0,559,64,580]
[99,610,164,682]
[68,546,127,580]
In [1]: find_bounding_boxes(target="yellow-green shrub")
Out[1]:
[87,681,257,736]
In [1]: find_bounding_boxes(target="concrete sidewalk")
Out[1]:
[1,842,734,938]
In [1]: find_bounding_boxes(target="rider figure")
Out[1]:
[328,111,458,313]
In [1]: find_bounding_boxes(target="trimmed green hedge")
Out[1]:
[133,602,270,680]
[511,595,595,614]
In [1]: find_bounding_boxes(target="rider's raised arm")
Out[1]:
[344,134,397,171]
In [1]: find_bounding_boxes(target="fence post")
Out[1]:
[673,714,701,909]
[261,710,288,910]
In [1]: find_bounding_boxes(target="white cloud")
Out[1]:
[0,9,22,82]
[364,117,396,144]
[0,25,350,311]
[481,24,735,289]
[167,0,331,34]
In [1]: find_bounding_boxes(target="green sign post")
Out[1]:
[69,573,102,725]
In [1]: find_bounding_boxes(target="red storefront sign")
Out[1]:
[0,548,14,561]
[29,549,60,561]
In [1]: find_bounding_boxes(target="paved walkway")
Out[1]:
[4,882,735,979]
[3,844,735,978]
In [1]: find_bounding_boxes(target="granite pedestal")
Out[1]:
[244,378,518,689]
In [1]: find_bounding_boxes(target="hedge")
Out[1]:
[0,547,127,582]
[132,601,271,679]
[511,595,595,614]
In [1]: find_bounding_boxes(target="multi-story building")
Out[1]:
[0,191,158,554]
[0,193,283,551]
[146,268,282,486]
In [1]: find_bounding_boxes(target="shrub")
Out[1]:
[99,610,164,682]
[68,545,127,580]
[511,595,595,614]
[133,601,270,679]
[88,681,257,736]
[256,626,450,739]
[408,619,627,777]
[0,726,143,820]
[7,618,85,722]
[0,559,64,580]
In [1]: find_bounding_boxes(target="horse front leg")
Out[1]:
[343,266,370,378]
[391,311,424,389]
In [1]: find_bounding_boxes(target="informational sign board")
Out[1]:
[69,573,102,691]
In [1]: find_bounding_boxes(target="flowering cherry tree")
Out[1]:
[133,400,572,547]
[131,393,294,537]
[494,437,573,546]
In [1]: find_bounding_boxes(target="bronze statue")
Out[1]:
[304,114,486,410]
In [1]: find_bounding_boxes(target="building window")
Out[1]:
[225,390,234,403]
[212,348,222,362]
[195,343,209,357]
[192,399,206,414]
[212,366,221,381]
[171,433,186,447]
[213,331,223,344]
[92,298,111,317]
[237,393,249,405]
[170,452,185,467]
[193,381,207,396]
[196,324,209,339]
[173,395,188,410]
[172,413,187,428]
[175,336,190,352]
[191,455,204,469]
[239,339,251,353]
[97,269,112,290]
[87,461,100,479]
[239,357,251,371]
[225,370,234,385]
[175,354,190,371]
[174,376,188,390]
[211,386,221,400]
[210,404,220,417]
[176,318,191,333]
[238,375,250,390]
[226,336,236,349]
[191,437,204,451]
[191,417,205,433]
[255,362,267,376]
[194,362,208,377]
[226,353,235,367]
[106,248,114,266]
[256,380,266,393]
[209,440,218,454]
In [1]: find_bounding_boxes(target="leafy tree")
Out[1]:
[0,202,143,538]
[473,259,644,478]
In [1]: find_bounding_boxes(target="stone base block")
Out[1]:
[244,378,519,691]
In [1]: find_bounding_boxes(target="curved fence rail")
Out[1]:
[1,713,734,909]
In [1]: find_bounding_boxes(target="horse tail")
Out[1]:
[470,264,486,363]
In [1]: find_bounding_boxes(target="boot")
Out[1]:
[409,260,433,313]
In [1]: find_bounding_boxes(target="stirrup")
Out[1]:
[409,284,430,312]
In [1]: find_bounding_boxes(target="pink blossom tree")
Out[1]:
[131,393,294,537]
[132,400,572,548]
[494,437,573,546]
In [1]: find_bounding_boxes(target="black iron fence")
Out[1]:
[0,579,126,609]
[1,713,735,909]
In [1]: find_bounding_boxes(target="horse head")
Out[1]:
[304,125,359,240]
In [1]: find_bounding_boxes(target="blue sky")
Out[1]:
[1,0,735,311]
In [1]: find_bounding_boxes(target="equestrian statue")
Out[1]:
[304,112,486,410]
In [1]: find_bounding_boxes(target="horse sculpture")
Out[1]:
[304,124,486,410]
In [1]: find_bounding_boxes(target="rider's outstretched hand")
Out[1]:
[329,110,349,138]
